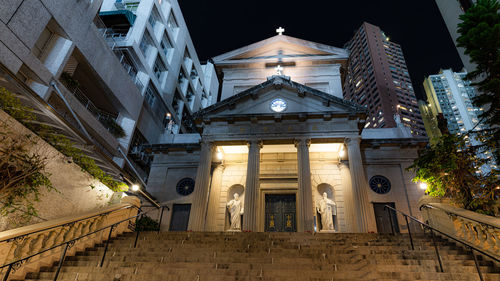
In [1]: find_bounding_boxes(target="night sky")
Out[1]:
[179,0,464,100]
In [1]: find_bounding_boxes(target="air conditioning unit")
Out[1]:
[129,146,142,160]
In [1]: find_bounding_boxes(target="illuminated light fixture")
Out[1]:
[131,184,140,192]
[338,146,345,158]
[419,183,428,190]
[216,150,223,160]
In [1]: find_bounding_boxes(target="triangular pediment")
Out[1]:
[212,35,349,64]
[194,77,365,121]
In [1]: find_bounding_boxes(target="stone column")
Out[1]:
[188,140,214,231]
[345,137,371,232]
[205,164,225,231]
[296,138,314,232]
[340,162,355,232]
[242,140,261,231]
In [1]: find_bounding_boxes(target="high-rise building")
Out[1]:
[343,22,426,136]
[422,69,495,172]
[422,69,483,136]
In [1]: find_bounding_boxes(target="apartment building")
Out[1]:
[0,0,217,192]
[343,22,426,136]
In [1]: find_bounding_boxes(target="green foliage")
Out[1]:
[0,87,128,199]
[135,215,160,231]
[0,129,55,224]
[60,72,80,91]
[100,117,126,139]
[457,0,500,158]
[408,133,499,215]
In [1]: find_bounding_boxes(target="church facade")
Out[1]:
[147,33,427,233]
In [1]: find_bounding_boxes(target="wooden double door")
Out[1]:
[264,194,297,232]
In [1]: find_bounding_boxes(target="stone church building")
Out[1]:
[147,33,427,233]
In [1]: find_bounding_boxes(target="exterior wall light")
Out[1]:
[419,182,428,190]
[216,151,223,160]
[131,184,140,191]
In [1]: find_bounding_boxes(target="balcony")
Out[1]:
[60,76,125,139]
[114,49,144,92]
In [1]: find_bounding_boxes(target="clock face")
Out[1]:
[270,98,287,112]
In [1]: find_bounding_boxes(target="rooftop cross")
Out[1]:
[276,27,285,36]
[275,65,284,75]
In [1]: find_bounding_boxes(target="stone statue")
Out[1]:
[227,193,244,231]
[316,192,336,231]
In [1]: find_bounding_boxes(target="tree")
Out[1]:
[457,0,500,159]
[408,133,499,215]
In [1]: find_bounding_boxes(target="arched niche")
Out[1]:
[316,183,334,199]
[227,184,245,201]
[225,184,245,231]
[315,183,338,232]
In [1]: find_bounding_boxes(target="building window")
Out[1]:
[160,34,173,60]
[167,13,179,39]
[139,31,153,58]
[145,84,157,108]
[153,57,167,81]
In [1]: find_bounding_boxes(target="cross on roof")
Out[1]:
[275,65,283,75]
[276,27,285,35]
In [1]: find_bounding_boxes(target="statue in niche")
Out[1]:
[227,193,244,231]
[316,192,337,231]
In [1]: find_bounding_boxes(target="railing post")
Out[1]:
[100,225,115,267]
[2,264,13,281]
[470,248,484,281]
[404,215,414,250]
[429,228,444,272]
[134,214,143,248]
[53,242,70,281]
[386,206,395,235]
[158,206,165,234]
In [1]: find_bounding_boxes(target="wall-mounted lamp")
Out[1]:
[338,147,345,158]
[419,182,428,190]
[216,149,223,160]
[131,184,140,192]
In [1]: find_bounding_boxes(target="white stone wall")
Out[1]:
[362,146,425,233]
[220,64,343,101]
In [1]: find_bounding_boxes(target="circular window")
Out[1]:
[176,178,195,196]
[270,98,287,112]
[369,175,391,194]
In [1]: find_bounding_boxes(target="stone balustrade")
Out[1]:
[0,196,140,280]
[419,198,500,260]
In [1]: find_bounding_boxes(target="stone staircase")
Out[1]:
[15,232,500,281]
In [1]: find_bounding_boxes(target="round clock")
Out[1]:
[369,175,391,194]
[176,178,195,196]
[270,98,287,113]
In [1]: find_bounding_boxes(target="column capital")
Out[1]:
[294,138,311,148]
[344,136,361,146]
[247,139,263,149]
[200,139,215,149]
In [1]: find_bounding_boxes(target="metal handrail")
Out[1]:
[0,207,158,281]
[421,204,500,230]
[385,205,499,281]
[0,205,137,243]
